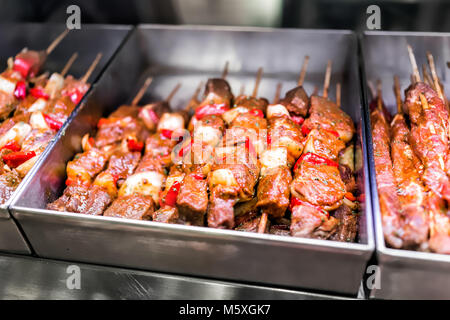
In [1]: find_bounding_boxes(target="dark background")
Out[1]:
[0,0,449,32]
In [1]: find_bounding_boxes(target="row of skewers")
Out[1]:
[371,46,450,254]
[48,57,361,242]
[0,29,102,204]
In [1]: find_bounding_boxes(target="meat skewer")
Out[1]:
[290,61,354,239]
[104,82,190,221]
[207,68,265,229]
[371,79,403,248]
[390,75,429,248]
[405,45,450,202]
[170,64,233,226]
[47,77,155,213]
[255,59,313,233]
[0,29,69,120]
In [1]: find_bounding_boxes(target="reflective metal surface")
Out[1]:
[0,23,132,253]
[362,31,450,299]
[0,253,352,299]
[11,25,374,295]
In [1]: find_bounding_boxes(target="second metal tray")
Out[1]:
[362,31,450,299]
[0,23,132,254]
[11,25,374,295]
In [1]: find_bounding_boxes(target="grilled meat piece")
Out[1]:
[234,197,258,226]
[176,173,208,226]
[139,101,171,131]
[0,171,21,205]
[291,161,346,210]
[66,146,112,185]
[207,187,238,229]
[304,96,355,143]
[279,85,309,117]
[427,193,450,254]
[371,108,403,249]
[235,215,269,233]
[47,182,89,212]
[0,91,17,120]
[405,82,450,201]
[330,203,358,242]
[152,206,179,223]
[290,203,338,239]
[204,78,233,105]
[104,194,154,220]
[256,166,291,218]
[339,164,356,193]
[390,113,429,248]
[303,128,345,162]
[233,95,269,113]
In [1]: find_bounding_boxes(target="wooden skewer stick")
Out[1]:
[46,29,70,55]
[426,51,445,101]
[131,77,153,106]
[239,84,245,96]
[336,82,341,108]
[274,82,282,104]
[297,55,310,86]
[252,67,263,98]
[184,81,203,111]
[257,212,269,234]
[393,75,403,115]
[407,44,421,83]
[323,60,332,98]
[81,53,102,84]
[60,52,78,77]
[312,85,319,96]
[422,64,433,87]
[367,80,376,100]
[166,83,182,103]
[376,79,383,112]
[222,61,229,79]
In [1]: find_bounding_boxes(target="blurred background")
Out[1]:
[0,0,449,32]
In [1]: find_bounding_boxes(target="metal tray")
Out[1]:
[0,23,132,253]
[10,25,374,295]
[361,31,450,299]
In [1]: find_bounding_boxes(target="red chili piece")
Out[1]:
[30,87,50,100]
[14,81,27,100]
[291,115,304,126]
[249,108,264,118]
[163,181,181,207]
[3,150,36,168]
[294,152,339,171]
[127,139,144,152]
[43,113,63,130]
[289,197,329,218]
[1,140,21,152]
[195,103,229,120]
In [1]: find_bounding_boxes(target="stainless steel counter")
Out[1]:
[0,254,356,300]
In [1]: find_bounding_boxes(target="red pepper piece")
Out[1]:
[178,139,193,158]
[127,139,144,152]
[245,137,257,158]
[160,129,173,139]
[1,140,21,152]
[13,57,33,78]
[65,88,84,105]
[3,150,36,168]
[294,152,339,171]
[163,181,181,207]
[43,113,63,131]
[14,81,27,100]
[324,129,340,138]
[249,108,264,118]
[29,87,50,100]
[88,137,95,147]
[97,118,109,128]
[191,173,204,180]
[195,103,229,120]
[291,115,304,126]
[344,192,356,202]
[289,197,329,218]
[301,124,311,136]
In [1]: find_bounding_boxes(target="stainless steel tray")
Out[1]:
[361,31,450,299]
[11,25,374,295]
[0,23,132,253]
